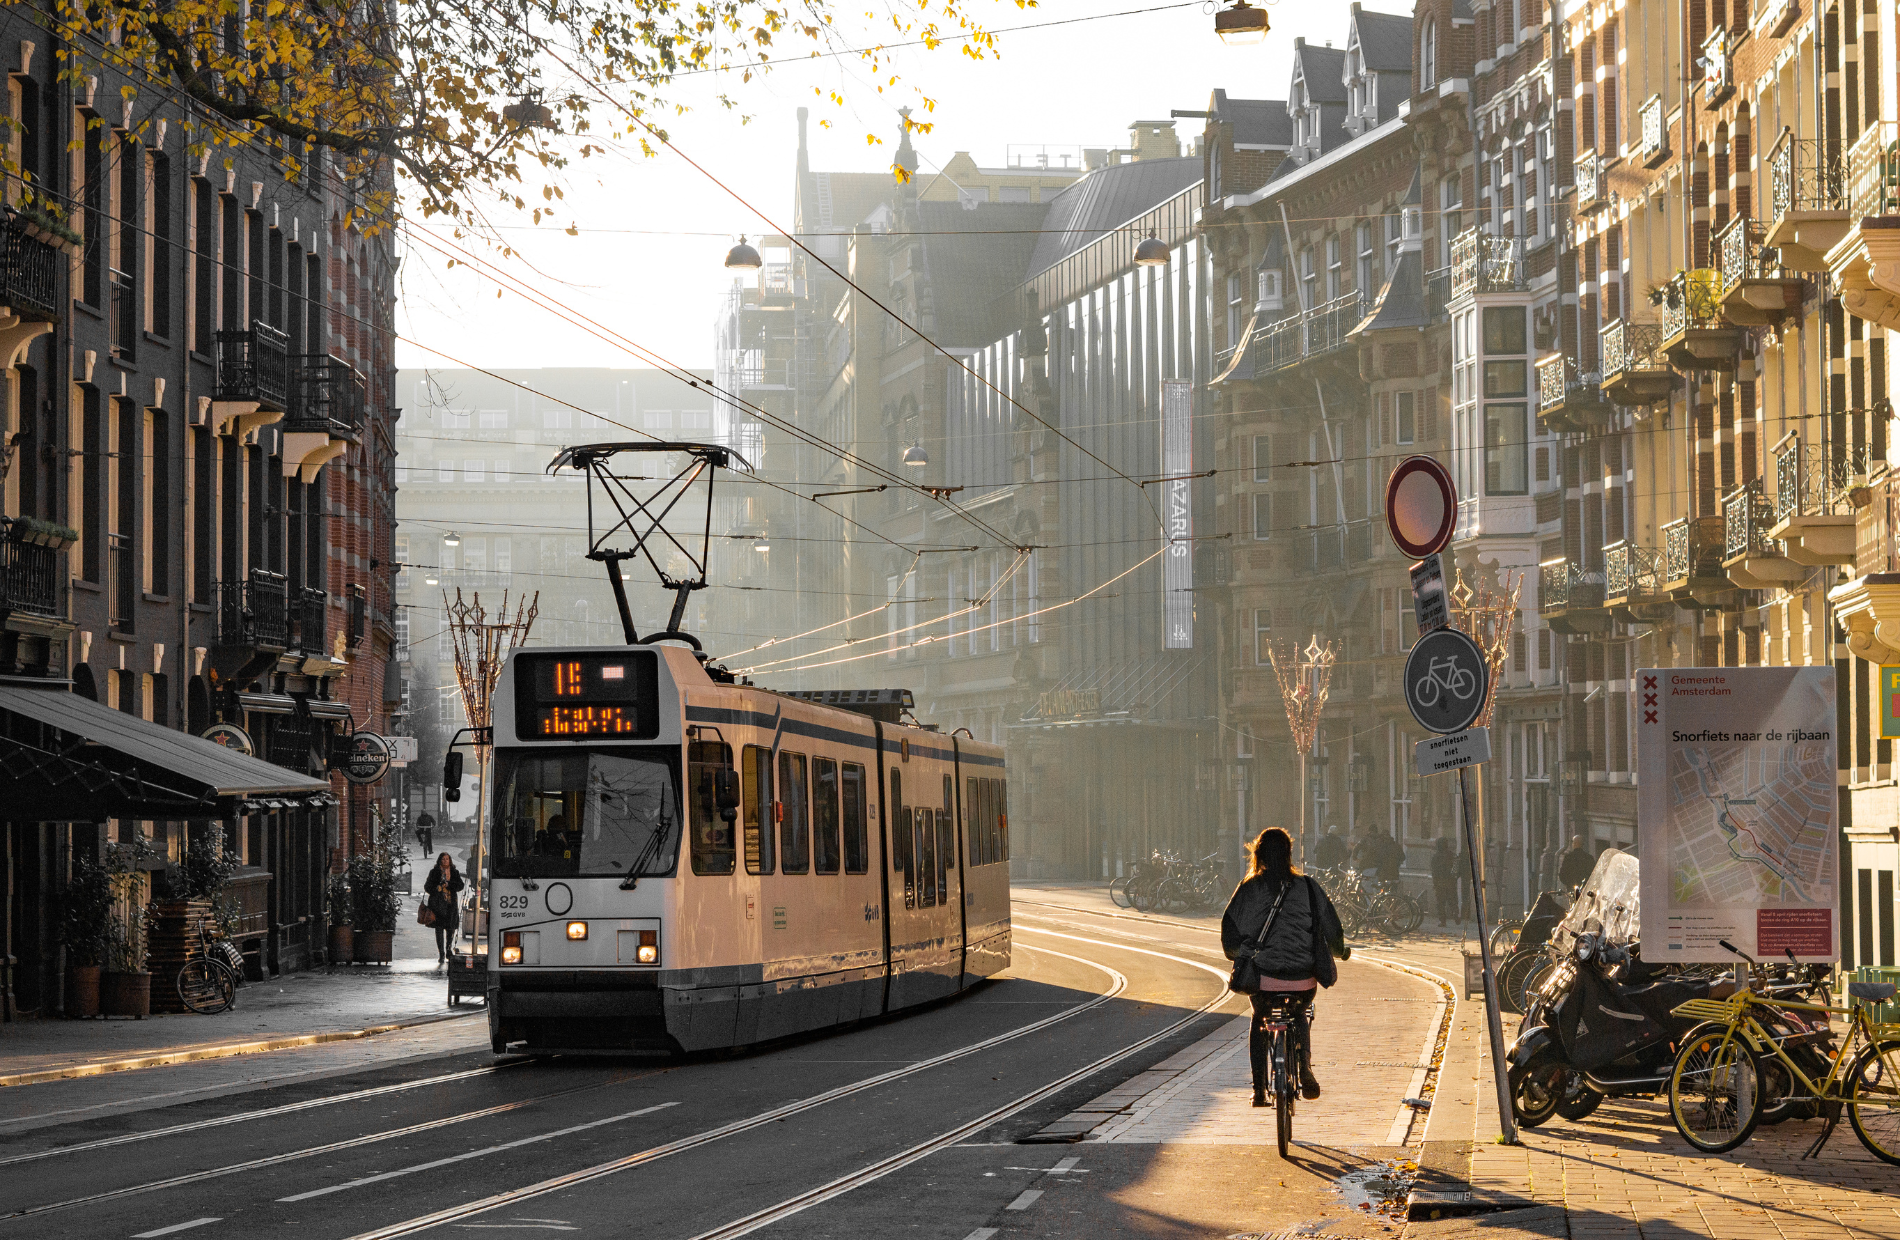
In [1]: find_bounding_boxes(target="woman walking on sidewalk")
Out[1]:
[424,852,464,965]
[1221,827,1349,1106]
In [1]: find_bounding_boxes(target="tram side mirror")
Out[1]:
[713,768,741,823]
[444,751,464,803]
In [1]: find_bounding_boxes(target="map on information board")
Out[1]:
[1636,667,1838,963]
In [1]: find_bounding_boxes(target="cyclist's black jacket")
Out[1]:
[1220,873,1347,982]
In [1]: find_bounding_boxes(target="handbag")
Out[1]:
[1227,879,1293,995]
[417,903,436,926]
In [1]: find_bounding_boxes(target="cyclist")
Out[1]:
[1312,825,1348,870]
[1221,827,1350,1106]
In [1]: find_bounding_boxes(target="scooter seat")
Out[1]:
[1849,981,1897,1002]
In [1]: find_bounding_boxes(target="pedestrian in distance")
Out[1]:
[1350,827,1385,879]
[1221,827,1349,1106]
[417,811,436,858]
[424,852,464,964]
[1431,836,1461,927]
[1312,825,1348,870]
[1377,826,1406,882]
[1558,834,1596,889]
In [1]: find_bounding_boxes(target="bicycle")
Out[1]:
[176,916,241,1015]
[1256,993,1303,1158]
[1667,969,1900,1163]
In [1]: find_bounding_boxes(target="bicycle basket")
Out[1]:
[1671,993,1749,1025]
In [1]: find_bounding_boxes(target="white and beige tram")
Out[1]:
[483,644,1011,1055]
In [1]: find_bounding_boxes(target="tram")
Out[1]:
[482,645,1011,1055]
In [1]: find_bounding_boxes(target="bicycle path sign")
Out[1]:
[1403,626,1488,734]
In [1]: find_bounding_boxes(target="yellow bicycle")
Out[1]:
[1667,979,1900,1162]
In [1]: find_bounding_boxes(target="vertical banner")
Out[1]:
[1636,667,1838,962]
[1161,379,1194,649]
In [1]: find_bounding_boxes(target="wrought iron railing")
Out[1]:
[1535,354,1596,411]
[347,584,367,649]
[0,528,61,617]
[1640,94,1668,162]
[288,356,366,437]
[1304,291,1364,356]
[1604,541,1664,601]
[1774,435,1868,519]
[1424,265,1451,320]
[1848,120,1900,221]
[1724,480,1780,559]
[1254,314,1302,373]
[1660,270,1723,337]
[1247,293,1364,376]
[1714,215,1768,293]
[1858,470,1898,577]
[1540,558,1567,612]
[108,534,132,631]
[294,586,327,654]
[1664,517,1692,582]
[1540,558,1604,613]
[216,567,290,648]
[1770,129,1845,216]
[1574,149,1602,206]
[1600,320,1665,378]
[1702,25,1732,100]
[1450,229,1525,298]
[0,209,59,321]
[109,268,135,359]
[214,322,291,410]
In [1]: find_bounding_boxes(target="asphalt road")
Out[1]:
[0,899,1427,1240]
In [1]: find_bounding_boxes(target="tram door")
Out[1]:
[883,752,963,1008]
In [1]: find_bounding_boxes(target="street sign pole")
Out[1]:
[1460,762,1518,1145]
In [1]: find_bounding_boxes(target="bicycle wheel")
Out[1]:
[1668,1028,1761,1153]
[1397,892,1426,935]
[1129,879,1157,912]
[177,960,234,1015]
[1847,1037,1900,1166]
[1109,877,1132,908]
[1274,1033,1294,1158]
[1488,920,1524,958]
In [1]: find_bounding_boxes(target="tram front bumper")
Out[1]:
[490,970,671,1049]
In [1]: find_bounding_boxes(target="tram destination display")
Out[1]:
[513,651,661,740]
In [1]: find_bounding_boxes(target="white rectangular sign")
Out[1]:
[1415,725,1491,777]
[1636,667,1839,963]
[1161,379,1194,649]
[1410,553,1448,634]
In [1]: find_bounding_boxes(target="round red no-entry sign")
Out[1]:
[1385,455,1458,559]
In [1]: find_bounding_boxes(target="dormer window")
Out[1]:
[1421,17,1437,87]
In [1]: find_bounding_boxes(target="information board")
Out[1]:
[513,651,661,741]
[1636,667,1838,963]
[1161,379,1194,650]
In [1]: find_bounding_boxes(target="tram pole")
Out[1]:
[1459,763,1517,1144]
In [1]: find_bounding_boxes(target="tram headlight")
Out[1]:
[502,930,523,965]
[566,921,588,941]
[636,929,658,964]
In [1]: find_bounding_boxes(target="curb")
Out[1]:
[0,1008,483,1088]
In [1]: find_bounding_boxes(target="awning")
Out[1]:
[236,691,297,715]
[0,682,332,821]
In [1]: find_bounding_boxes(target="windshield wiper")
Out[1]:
[619,816,674,890]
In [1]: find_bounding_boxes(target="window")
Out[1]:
[812,758,841,874]
[938,774,956,904]
[394,462,408,484]
[1483,306,1527,354]
[491,749,682,879]
[1395,391,1417,444]
[890,769,913,905]
[742,744,775,874]
[1254,608,1274,665]
[1421,16,1437,87]
[1299,248,1315,308]
[462,459,485,483]
[1237,724,1255,759]
[543,408,573,430]
[843,763,869,872]
[680,408,712,431]
[479,409,508,429]
[442,409,471,429]
[1485,403,1530,495]
[778,751,809,873]
[462,536,487,574]
[688,740,736,875]
[495,538,512,573]
[644,410,673,431]
[1485,361,1527,397]
[148,153,171,338]
[1326,235,1342,300]
[1253,434,1274,482]
[436,460,455,484]
[1252,492,1273,541]
[1226,272,1244,346]
[1440,178,1462,267]
[998,185,1032,203]
[1356,222,1375,294]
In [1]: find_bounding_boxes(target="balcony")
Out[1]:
[1450,229,1525,299]
[1534,353,1610,432]
[1722,480,1805,589]
[213,322,291,435]
[0,524,63,619]
[282,356,365,482]
[1714,215,1805,326]
[1701,25,1733,106]
[347,584,368,649]
[1662,515,1733,605]
[1598,320,1674,407]
[216,568,290,651]
[1247,292,1365,378]
[1830,469,1900,661]
[1768,434,1862,565]
[1603,540,1671,621]
[1658,270,1745,371]
[0,209,59,324]
[1639,95,1670,168]
[292,586,328,656]
[1574,149,1603,209]
[1767,129,1849,271]
[1825,123,1900,332]
[1539,558,1609,635]
[1424,265,1451,321]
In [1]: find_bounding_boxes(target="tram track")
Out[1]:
[347,930,1232,1240]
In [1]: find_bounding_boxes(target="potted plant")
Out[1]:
[57,853,112,1018]
[349,837,401,964]
[99,836,160,1018]
[6,515,80,550]
[326,871,354,964]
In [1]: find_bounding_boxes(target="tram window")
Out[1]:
[967,778,981,866]
[999,780,1010,861]
[813,758,841,874]
[742,744,775,875]
[891,770,914,907]
[937,787,955,903]
[842,763,869,874]
[779,751,810,874]
[916,807,936,907]
[689,741,735,876]
[980,779,995,866]
[492,749,681,879]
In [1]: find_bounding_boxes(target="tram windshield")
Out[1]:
[492,748,681,879]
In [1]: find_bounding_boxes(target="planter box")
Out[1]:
[328,924,354,964]
[353,929,395,964]
[66,964,100,1018]
[100,971,152,1018]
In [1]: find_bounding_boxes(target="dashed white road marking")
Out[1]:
[1005,1189,1043,1210]
[962,1230,998,1240]
[1048,1156,1081,1174]
[131,1220,221,1238]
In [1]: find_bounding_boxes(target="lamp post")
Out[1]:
[1267,635,1335,863]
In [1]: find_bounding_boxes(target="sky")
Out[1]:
[393,0,1416,380]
